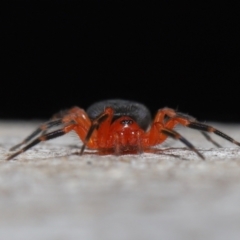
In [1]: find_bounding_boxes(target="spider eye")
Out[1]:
[121,119,133,125]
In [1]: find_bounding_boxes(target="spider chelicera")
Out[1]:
[7,99,240,160]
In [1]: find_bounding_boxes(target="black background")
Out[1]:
[1,1,240,122]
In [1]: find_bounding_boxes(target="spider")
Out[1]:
[7,99,240,160]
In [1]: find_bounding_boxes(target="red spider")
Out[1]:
[7,99,240,160]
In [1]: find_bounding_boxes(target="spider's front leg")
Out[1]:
[148,121,205,159]
[78,107,114,154]
[155,108,240,147]
[153,108,220,147]
[9,119,63,151]
[7,107,91,160]
[9,106,88,152]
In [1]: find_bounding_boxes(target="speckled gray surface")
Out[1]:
[1,121,240,240]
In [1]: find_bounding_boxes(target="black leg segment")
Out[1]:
[7,129,67,160]
[9,119,63,151]
[161,128,205,159]
[80,112,109,154]
[187,122,240,146]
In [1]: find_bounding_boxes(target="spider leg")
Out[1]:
[201,131,222,147]
[7,123,75,160]
[51,106,82,119]
[161,128,205,159]
[10,106,89,152]
[9,119,63,151]
[80,108,113,154]
[174,112,222,147]
[41,107,84,135]
[185,121,240,146]
[7,107,95,160]
[155,108,240,147]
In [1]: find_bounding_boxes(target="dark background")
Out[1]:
[1,1,240,122]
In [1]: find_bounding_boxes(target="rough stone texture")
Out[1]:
[1,121,240,240]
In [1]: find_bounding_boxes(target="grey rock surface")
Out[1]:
[1,121,240,240]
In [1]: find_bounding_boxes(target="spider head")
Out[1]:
[109,116,144,148]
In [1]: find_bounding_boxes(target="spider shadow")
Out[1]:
[71,147,190,161]
[144,147,190,161]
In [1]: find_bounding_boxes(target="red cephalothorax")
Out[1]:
[7,99,240,160]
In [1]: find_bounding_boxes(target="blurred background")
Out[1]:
[1,1,239,121]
